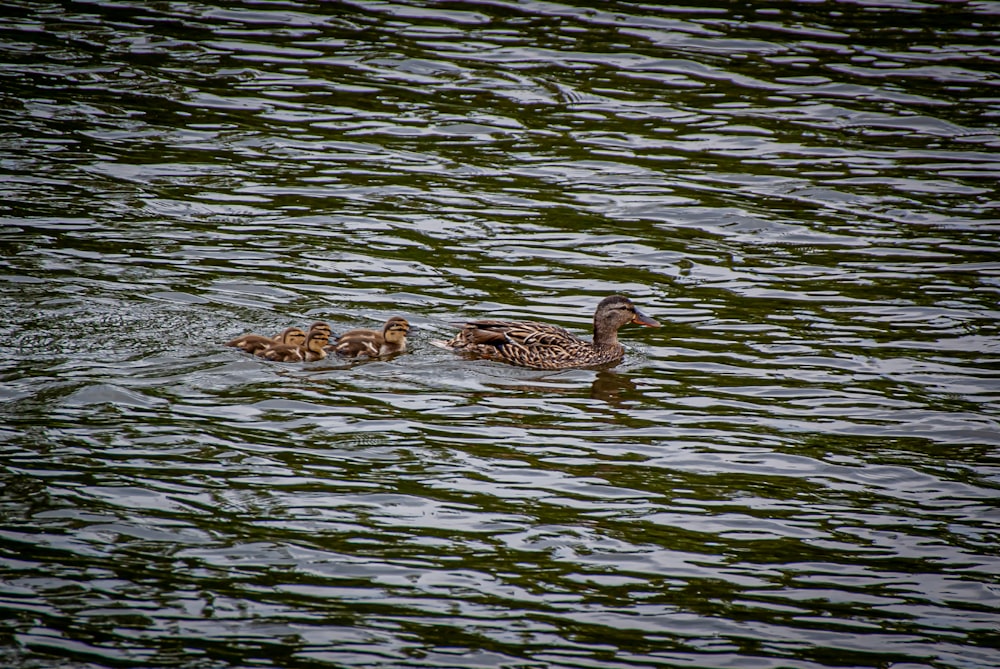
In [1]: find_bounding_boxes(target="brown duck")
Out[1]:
[329,316,410,358]
[435,295,659,369]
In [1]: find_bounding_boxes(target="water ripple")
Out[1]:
[2,1,999,668]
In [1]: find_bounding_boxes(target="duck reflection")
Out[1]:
[479,368,640,407]
[589,369,638,406]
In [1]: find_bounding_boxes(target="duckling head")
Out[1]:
[382,316,410,344]
[308,321,333,336]
[305,330,330,353]
[282,328,308,346]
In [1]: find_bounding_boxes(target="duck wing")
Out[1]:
[460,320,580,346]
[450,320,596,368]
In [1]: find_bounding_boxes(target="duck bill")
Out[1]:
[631,309,660,327]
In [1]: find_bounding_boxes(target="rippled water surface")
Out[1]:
[2,1,999,668]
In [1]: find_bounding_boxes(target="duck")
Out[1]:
[329,316,410,358]
[434,295,659,370]
[260,329,331,363]
[302,329,331,362]
[226,327,306,356]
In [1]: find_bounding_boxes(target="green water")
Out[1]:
[1,1,998,668]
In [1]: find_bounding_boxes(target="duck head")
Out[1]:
[382,316,411,345]
[308,321,333,336]
[280,327,307,346]
[304,330,330,354]
[593,295,659,346]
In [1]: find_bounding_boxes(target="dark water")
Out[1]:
[2,1,999,668]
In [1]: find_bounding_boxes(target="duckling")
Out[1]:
[435,295,659,370]
[329,316,410,358]
[226,327,305,356]
[253,327,306,357]
[302,329,330,362]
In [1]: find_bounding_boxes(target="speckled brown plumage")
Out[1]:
[435,295,659,370]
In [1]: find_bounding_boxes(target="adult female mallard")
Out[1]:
[226,327,305,356]
[329,316,410,358]
[435,295,659,370]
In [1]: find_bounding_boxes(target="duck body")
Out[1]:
[225,334,273,355]
[260,343,305,362]
[330,316,410,358]
[227,327,304,356]
[437,295,659,370]
[442,320,619,369]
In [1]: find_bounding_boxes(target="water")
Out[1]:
[2,1,999,668]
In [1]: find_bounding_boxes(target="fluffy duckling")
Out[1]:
[226,327,305,356]
[253,328,306,357]
[302,329,330,362]
[435,295,659,370]
[260,329,330,363]
[329,316,410,358]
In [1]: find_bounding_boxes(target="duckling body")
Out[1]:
[436,295,659,370]
[330,316,410,358]
[255,328,306,358]
[226,327,304,356]
[225,334,272,354]
[260,343,305,362]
